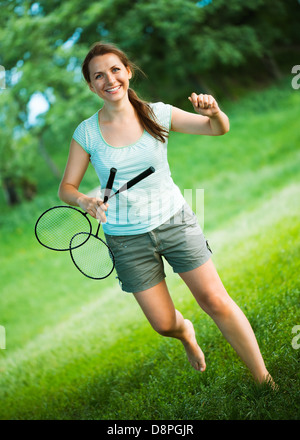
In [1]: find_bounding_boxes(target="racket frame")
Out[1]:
[69,229,115,280]
[35,166,155,279]
[68,166,155,279]
[34,205,92,251]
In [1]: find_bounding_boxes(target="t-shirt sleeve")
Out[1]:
[150,102,172,131]
[72,120,90,154]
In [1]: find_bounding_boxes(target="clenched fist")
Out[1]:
[188,93,220,117]
[77,195,109,223]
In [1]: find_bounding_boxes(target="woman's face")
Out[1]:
[88,53,132,103]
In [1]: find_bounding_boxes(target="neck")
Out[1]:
[100,93,134,123]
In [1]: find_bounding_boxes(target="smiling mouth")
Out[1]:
[105,85,121,93]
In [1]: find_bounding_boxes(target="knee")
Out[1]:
[152,318,176,337]
[201,291,232,319]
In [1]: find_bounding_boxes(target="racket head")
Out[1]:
[69,232,115,280]
[35,206,92,251]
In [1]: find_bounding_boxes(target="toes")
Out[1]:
[188,357,206,372]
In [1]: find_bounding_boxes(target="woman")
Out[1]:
[59,42,275,387]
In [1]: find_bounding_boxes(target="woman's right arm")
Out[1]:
[58,139,108,221]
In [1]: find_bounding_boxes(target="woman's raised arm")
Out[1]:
[171,93,229,136]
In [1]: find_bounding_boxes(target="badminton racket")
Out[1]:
[69,166,155,279]
[34,167,117,251]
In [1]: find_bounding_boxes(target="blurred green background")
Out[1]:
[0,0,299,420]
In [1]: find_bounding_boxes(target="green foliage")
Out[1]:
[0,0,299,204]
[0,89,38,203]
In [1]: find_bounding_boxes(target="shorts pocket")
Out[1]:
[105,234,137,249]
[205,238,213,254]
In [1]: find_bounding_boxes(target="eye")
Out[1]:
[112,67,120,73]
[95,73,103,80]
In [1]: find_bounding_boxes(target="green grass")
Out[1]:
[0,79,299,420]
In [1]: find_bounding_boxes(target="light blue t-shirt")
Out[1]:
[72,102,185,235]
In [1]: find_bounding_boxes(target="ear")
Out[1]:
[88,82,96,94]
[127,67,132,80]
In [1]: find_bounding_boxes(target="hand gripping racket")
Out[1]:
[68,165,118,280]
[34,167,118,252]
[35,166,155,279]
[69,166,155,279]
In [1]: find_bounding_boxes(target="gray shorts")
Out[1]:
[105,202,212,293]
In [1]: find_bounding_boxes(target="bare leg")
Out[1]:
[179,258,275,386]
[133,280,206,371]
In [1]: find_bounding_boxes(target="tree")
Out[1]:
[0,0,299,204]
[0,91,38,204]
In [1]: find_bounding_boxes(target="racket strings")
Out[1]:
[35,207,91,251]
[35,167,155,279]
[70,233,114,279]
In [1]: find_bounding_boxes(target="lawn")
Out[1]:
[0,79,299,420]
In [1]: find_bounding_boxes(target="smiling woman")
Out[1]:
[57,41,275,389]
[81,42,169,144]
[88,54,132,100]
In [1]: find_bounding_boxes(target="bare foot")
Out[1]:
[181,319,206,372]
[260,373,279,391]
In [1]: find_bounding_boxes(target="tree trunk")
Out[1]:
[189,74,215,95]
[38,135,61,179]
[262,54,282,80]
[2,177,20,205]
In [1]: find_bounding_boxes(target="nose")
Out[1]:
[105,72,114,85]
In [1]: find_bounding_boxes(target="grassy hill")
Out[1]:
[0,78,299,420]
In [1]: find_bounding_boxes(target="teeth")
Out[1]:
[106,86,120,92]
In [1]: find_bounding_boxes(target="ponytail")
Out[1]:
[128,88,169,143]
[82,42,169,143]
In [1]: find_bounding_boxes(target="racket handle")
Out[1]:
[112,167,155,197]
[103,167,117,203]
[96,221,101,237]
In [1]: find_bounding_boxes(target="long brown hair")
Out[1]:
[82,42,169,143]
